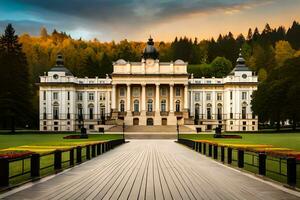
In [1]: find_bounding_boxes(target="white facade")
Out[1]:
[39,39,258,132]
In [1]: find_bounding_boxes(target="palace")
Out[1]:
[39,37,258,132]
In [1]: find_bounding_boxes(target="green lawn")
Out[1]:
[180,133,300,188]
[0,133,123,150]
[0,133,123,188]
[180,133,300,151]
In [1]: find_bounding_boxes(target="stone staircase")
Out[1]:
[107,125,195,133]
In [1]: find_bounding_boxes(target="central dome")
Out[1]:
[142,37,159,60]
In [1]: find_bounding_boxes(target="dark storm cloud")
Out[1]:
[8,0,264,24]
[0,0,275,40]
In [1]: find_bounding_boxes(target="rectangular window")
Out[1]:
[67,91,70,101]
[206,93,211,101]
[242,92,247,100]
[99,92,106,101]
[217,93,222,101]
[230,91,233,100]
[230,121,233,125]
[88,93,94,101]
[147,88,153,97]
[160,87,167,96]
[133,87,140,97]
[252,121,255,125]
[194,92,200,101]
[120,88,125,97]
[77,92,83,101]
[175,87,181,96]
[43,91,46,100]
[53,92,58,100]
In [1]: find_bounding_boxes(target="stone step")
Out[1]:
[107,125,195,133]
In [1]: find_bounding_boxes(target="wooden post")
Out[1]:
[227,148,232,164]
[258,153,266,176]
[76,146,82,163]
[54,150,62,170]
[199,142,202,153]
[86,145,91,160]
[238,150,244,168]
[31,153,40,177]
[287,157,296,186]
[213,145,218,160]
[203,143,206,155]
[70,149,74,166]
[221,146,225,162]
[97,143,101,155]
[92,145,96,158]
[102,143,105,153]
[208,144,212,157]
[0,158,9,187]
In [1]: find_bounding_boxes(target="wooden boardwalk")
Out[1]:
[1,140,300,200]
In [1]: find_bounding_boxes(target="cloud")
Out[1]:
[0,0,278,40]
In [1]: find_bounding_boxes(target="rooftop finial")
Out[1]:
[56,53,64,66]
[239,48,242,57]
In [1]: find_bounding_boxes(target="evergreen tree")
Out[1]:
[0,24,33,131]
[40,27,48,39]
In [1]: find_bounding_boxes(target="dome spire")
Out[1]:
[142,36,159,60]
[56,53,64,66]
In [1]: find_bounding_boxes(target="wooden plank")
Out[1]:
[2,140,300,200]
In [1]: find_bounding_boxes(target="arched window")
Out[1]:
[53,102,59,120]
[78,104,83,120]
[147,118,154,126]
[120,100,125,112]
[147,99,153,112]
[175,100,180,112]
[134,100,139,112]
[100,103,105,117]
[161,99,166,112]
[195,103,200,117]
[88,104,94,119]
[242,102,247,119]
[217,103,222,120]
[207,103,212,119]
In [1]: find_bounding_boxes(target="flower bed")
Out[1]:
[0,151,32,159]
[191,139,300,160]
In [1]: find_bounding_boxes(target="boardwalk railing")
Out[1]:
[0,139,125,188]
[177,138,300,188]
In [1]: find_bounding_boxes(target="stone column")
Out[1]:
[126,84,131,115]
[141,84,146,113]
[183,84,189,119]
[155,84,160,112]
[184,84,188,109]
[111,84,118,119]
[106,90,110,115]
[169,84,174,113]
[111,84,116,110]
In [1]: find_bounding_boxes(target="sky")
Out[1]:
[0,0,300,42]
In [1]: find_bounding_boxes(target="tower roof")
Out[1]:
[229,49,251,75]
[142,36,159,60]
[49,53,73,76]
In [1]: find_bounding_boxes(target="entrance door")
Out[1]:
[147,118,153,126]
[162,118,167,125]
[133,118,139,125]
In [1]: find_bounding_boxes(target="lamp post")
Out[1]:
[122,122,125,142]
[176,119,179,141]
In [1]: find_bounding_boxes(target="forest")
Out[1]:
[0,21,300,130]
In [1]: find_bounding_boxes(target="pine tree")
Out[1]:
[40,27,48,39]
[0,24,33,131]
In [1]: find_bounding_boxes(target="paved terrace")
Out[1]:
[1,140,300,200]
